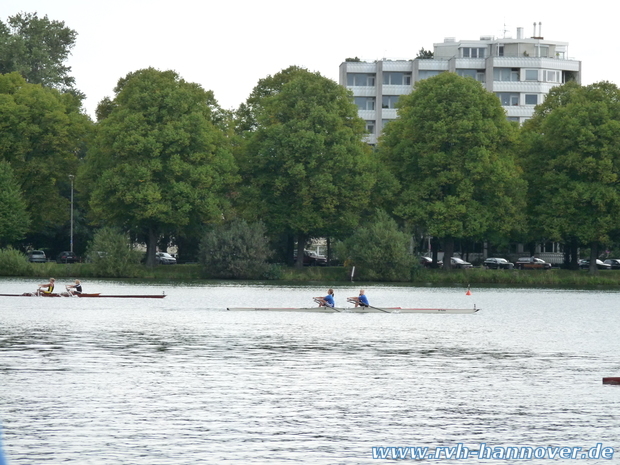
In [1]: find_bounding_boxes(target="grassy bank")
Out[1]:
[11,263,620,288]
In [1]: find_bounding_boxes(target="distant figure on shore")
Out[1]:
[348,289,369,307]
[314,289,335,307]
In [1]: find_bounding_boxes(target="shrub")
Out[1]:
[336,210,417,281]
[85,227,142,278]
[0,247,32,276]
[199,219,274,279]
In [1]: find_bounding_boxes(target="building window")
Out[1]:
[546,70,559,82]
[507,117,520,122]
[382,95,401,109]
[525,70,538,81]
[457,69,485,83]
[365,121,375,134]
[383,73,412,86]
[418,70,442,80]
[462,47,486,58]
[539,46,549,58]
[354,97,375,110]
[525,94,538,105]
[494,68,519,82]
[347,73,376,86]
[496,93,519,106]
[498,45,504,57]
[457,69,476,79]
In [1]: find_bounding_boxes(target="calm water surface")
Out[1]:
[0,278,619,464]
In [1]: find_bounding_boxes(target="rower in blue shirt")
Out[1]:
[348,289,369,307]
[314,288,335,307]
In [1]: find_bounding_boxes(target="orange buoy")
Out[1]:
[603,377,620,385]
[466,285,471,296]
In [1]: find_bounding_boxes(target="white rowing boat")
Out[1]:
[227,305,479,314]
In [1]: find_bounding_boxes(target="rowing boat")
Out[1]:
[227,305,479,314]
[0,293,166,299]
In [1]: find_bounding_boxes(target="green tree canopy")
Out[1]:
[0,160,30,246]
[379,72,526,268]
[81,68,238,266]
[0,72,90,237]
[0,12,80,95]
[521,81,620,272]
[238,67,376,266]
[336,209,416,281]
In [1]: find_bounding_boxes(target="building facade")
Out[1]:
[339,26,581,145]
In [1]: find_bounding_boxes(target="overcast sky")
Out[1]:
[2,0,616,119]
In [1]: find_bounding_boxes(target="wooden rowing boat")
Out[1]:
[227,305,479,314]
[0,293,166,299]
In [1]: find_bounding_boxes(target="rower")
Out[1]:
[347,289,369,307]
[66,279,83,295]
[37,278,55,295]
[314,289,335,307]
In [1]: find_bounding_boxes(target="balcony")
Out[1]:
[381,85,411,96]
[347,86,376,97]
[492,81,560,93]
[492,56,580,71]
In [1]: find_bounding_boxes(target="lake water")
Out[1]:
[0,278,619,464]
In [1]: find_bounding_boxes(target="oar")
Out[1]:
[313,298,341,312]
[347,298,390,313]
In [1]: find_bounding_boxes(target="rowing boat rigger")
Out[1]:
[227,305,479,314]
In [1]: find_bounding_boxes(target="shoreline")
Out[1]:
[3,264,620,289]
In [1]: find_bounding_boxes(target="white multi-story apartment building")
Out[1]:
[340,26,581,145]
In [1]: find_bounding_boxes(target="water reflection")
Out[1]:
[1,280,620,463]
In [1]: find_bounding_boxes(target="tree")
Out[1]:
[380,73,526,269]
[237,67,376,267]
[81,68,238,266]
[198,219,275,279]
[0,161,30,246]
[0,72,90,240]
[521,81,620,274]
[85,227,141,278]
[336,209,416,281]
[416,48,434,59]
[0,12,80,96]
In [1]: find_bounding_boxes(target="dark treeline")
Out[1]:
[2,12,620,279]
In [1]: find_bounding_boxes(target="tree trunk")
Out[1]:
[589,242,599,275]
[443,237,454,271]
[431,237,440,268]
[326,237,331,266]
[145,226,158,267]
[295,234,305,269]
[286,234,295,266]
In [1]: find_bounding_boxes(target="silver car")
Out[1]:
[156,252,177,265]
[449,257,473,269]
[28,250,47,263]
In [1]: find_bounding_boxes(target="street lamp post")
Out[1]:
[69,175,74,253]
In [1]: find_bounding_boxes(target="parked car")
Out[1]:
[420,256,443,268]
[28,250,46,263]
[515,257,552,270]
[56,251,78,264]
[483,257,514,270]
[449,257,473,269]
[156,252,177,265]
[293,250,328,266]
[304,250,327,266]
[603,259,620,270]
[579,259,611,270]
